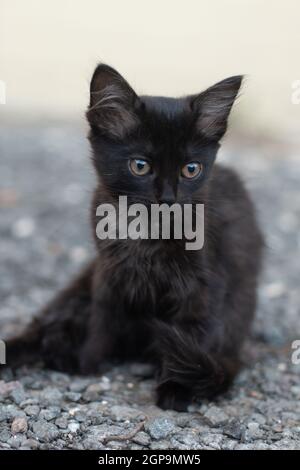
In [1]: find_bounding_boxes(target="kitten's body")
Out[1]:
[6,66,263,410]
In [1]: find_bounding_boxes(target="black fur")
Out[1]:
[6,64,264,411]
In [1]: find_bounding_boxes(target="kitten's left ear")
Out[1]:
[190,76,243,141]
[86,63,141,139]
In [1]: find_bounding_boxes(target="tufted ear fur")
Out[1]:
[86,64,141,139]
[190,75,243,141]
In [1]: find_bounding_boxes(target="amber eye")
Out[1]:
[129,158,151,176]
[181,162,203,179]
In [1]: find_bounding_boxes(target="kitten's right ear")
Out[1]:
[86,64,140,139]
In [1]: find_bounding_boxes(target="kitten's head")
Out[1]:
[87,64,242,205]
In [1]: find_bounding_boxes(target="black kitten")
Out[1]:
[6,64,263,411]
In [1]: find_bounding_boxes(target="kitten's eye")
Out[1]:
[181,162,203,179]
[129,158,151,176]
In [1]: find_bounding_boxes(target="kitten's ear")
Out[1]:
[190,76,243,141]
[86,64,140,139]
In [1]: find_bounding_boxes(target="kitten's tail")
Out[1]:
[153,320,240,400]
[4,319,43,369]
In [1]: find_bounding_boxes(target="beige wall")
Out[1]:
[1,0,300,138]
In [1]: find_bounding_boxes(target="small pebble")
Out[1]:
[68,421,80,433]
[145,417,176,440]
[12,217,36,238]
[11,416,28,434]
[204,406,229,426]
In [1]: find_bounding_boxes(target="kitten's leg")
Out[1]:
[78,300,116,374]
[78,265,118,374]
[5,262,95,373]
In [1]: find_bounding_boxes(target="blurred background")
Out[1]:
[1,0,300,141]
[0,0,299,346]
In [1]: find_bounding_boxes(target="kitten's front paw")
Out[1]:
[79,343,110,375]
[156,381,192,412]
[79,351,102,375]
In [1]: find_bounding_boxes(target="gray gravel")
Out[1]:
[0,125,300,450]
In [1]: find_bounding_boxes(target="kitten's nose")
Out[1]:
[159,184,176,205]
[159,196,175,205]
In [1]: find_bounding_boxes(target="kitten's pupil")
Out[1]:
[188,164,196,174]
[137,160,145,171]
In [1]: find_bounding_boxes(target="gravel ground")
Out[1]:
[0,125,299,450]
